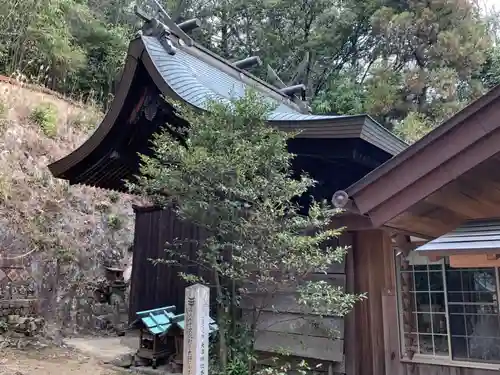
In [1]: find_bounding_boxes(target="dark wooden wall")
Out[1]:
[128,205,212,322]
[346,229,499,375]
[129,205,348,371]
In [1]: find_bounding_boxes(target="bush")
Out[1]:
[107,191,120,203]
[0,101,8,135]
[30,103,58,137]
[0,101,6,118]
[107,213,123,230]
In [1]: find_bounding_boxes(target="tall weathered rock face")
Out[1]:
[0,81,142,335]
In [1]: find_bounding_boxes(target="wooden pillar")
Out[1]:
[344,232,357,375]
[345,229,402,375]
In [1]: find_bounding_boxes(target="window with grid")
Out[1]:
[397,253,500,363]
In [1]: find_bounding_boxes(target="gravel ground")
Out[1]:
[0,346,129,375]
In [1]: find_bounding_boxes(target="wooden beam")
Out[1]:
[388,210,459,239]
[351,100,500,217]
[352,230,393,375]
[425,178,500,219]
[393,234,412,256]
[344,235,356,375]
[254,331,344,362]
[427,255,444,262]
[450,254,500,268]
[329,213,375,231]
[382,294,403,375]
[360,124,500,228]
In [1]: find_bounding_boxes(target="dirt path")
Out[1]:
[0,346,128,375]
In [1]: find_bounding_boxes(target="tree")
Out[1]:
[0,0,131,104]
[129,91,364,373]
[1,0,497,139]
[314,0,493,143]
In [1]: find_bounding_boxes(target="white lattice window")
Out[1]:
[396,251,500,364]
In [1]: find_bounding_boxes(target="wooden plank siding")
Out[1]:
[128,206,213,322]
[242,234,351,373]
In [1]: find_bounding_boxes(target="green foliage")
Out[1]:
[313,73,366,115]
[54,247,76,263]
[393,112,432,145]
[108,191,120,203]
[130,91,364,371]
[0,101,6,119]
[107,213,123,230]
[30,103,58,137]
[0,0,498,143]
[256,359,312,375]
[0,0,130,106]
[210,323,255,375]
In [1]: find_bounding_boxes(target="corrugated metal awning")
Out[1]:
[415,219,500,255]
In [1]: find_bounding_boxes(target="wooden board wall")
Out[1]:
[130,206,345,371]
[449,254,500,268]
[128,206,213,322]
[242,234,351,372]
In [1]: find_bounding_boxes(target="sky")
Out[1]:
[484,0,500,10]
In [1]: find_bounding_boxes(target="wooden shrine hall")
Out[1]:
[46,4,500,375]
[332,84,500,375]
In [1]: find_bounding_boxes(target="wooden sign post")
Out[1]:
[183,284,210,375]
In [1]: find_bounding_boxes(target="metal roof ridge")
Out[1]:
[192,41,298,104]
[144,29,309,113]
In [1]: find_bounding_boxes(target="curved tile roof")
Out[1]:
[47,33,408,191]
[142,36,344,122]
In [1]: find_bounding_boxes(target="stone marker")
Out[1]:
[183,284,210,375]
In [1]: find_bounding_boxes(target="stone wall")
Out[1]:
[0,251,131,336]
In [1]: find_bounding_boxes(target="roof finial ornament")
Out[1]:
[267,64,309,111]
[233,56,262,70]
[177,19,201,32]
[279,84,306,101]
[266,65,286,89]
[135,1,194,46]
[150,0,194,46]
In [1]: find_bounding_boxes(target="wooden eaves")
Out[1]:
[336,84,500,239]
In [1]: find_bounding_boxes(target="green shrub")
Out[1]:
[108,191,120,203]
[30,103,58,137]
[0,101,7,134]
[107,213,123,230]
[0,101,6,118]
